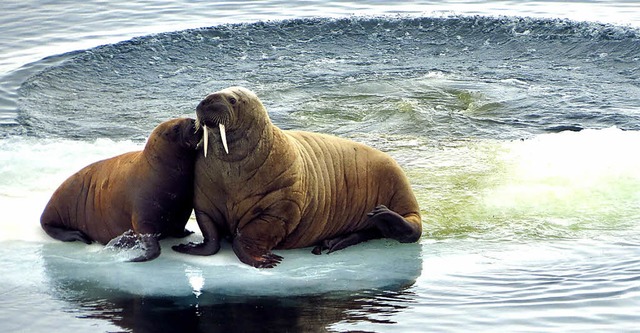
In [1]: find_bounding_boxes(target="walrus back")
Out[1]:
[283,131,421,248]
[41,152,139,244]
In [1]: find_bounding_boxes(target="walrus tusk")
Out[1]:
[219,123,229,154]
[203,125,209,158]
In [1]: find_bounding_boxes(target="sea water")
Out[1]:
[1,1,639,332]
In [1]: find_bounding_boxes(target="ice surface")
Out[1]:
[2,127,640,300]
[1,137,421,298]
[41,237,423,297]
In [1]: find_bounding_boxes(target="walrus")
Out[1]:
[173,87,422,268]
[40,117,202,262]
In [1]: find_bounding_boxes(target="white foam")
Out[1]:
[484,127,640,224]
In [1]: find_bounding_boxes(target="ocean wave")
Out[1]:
[14,16,640,140]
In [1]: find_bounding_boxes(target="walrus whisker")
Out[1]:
[219,123,229,154]
[194,117,202,131]
[203,125,209,158]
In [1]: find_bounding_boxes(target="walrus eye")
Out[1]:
[229,97,237,105]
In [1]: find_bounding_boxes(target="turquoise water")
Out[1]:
[1,1,640,332]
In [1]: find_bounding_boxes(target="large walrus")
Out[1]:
[41,118,202,261]
[173,87,422,268]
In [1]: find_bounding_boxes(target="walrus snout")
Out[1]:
[186,119,203,150]
[187,118,199,136]
[196,100,231,127]
[197,96,232,157]
[169,118,201,150]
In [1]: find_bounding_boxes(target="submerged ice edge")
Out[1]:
[37,239,423,297]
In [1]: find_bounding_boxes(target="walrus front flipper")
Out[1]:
[108,230,161,262]
[172,210,221,256]
[41,224,93,244]
[172,240,220,256]
[230,213,288,268]
[170,228,195,238]
[232,237,283,268]
[128,234,161,262]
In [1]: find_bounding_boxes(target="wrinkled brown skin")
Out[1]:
[173,87,422,268]
[40,118,202,262]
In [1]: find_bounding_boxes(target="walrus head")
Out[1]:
[195,86,270,158]
[152,117,202,152]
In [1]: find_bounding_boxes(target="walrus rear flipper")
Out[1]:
[41,224,93,244]
[172,210,222,256]
[232,237,284,268]
[368,205,422,243]
[170,228,195,238]
[312,205,422,255]
[312,229,381,255]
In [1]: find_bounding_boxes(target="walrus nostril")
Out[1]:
[207,102,229,115]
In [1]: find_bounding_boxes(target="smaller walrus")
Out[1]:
[41,118,202,261]
[173,87,422,268]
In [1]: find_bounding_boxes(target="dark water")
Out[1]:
[47,275,418,333]
[13,16,640,141]
[2,11,640,333]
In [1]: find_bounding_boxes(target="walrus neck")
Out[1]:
[144,143,194,175]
